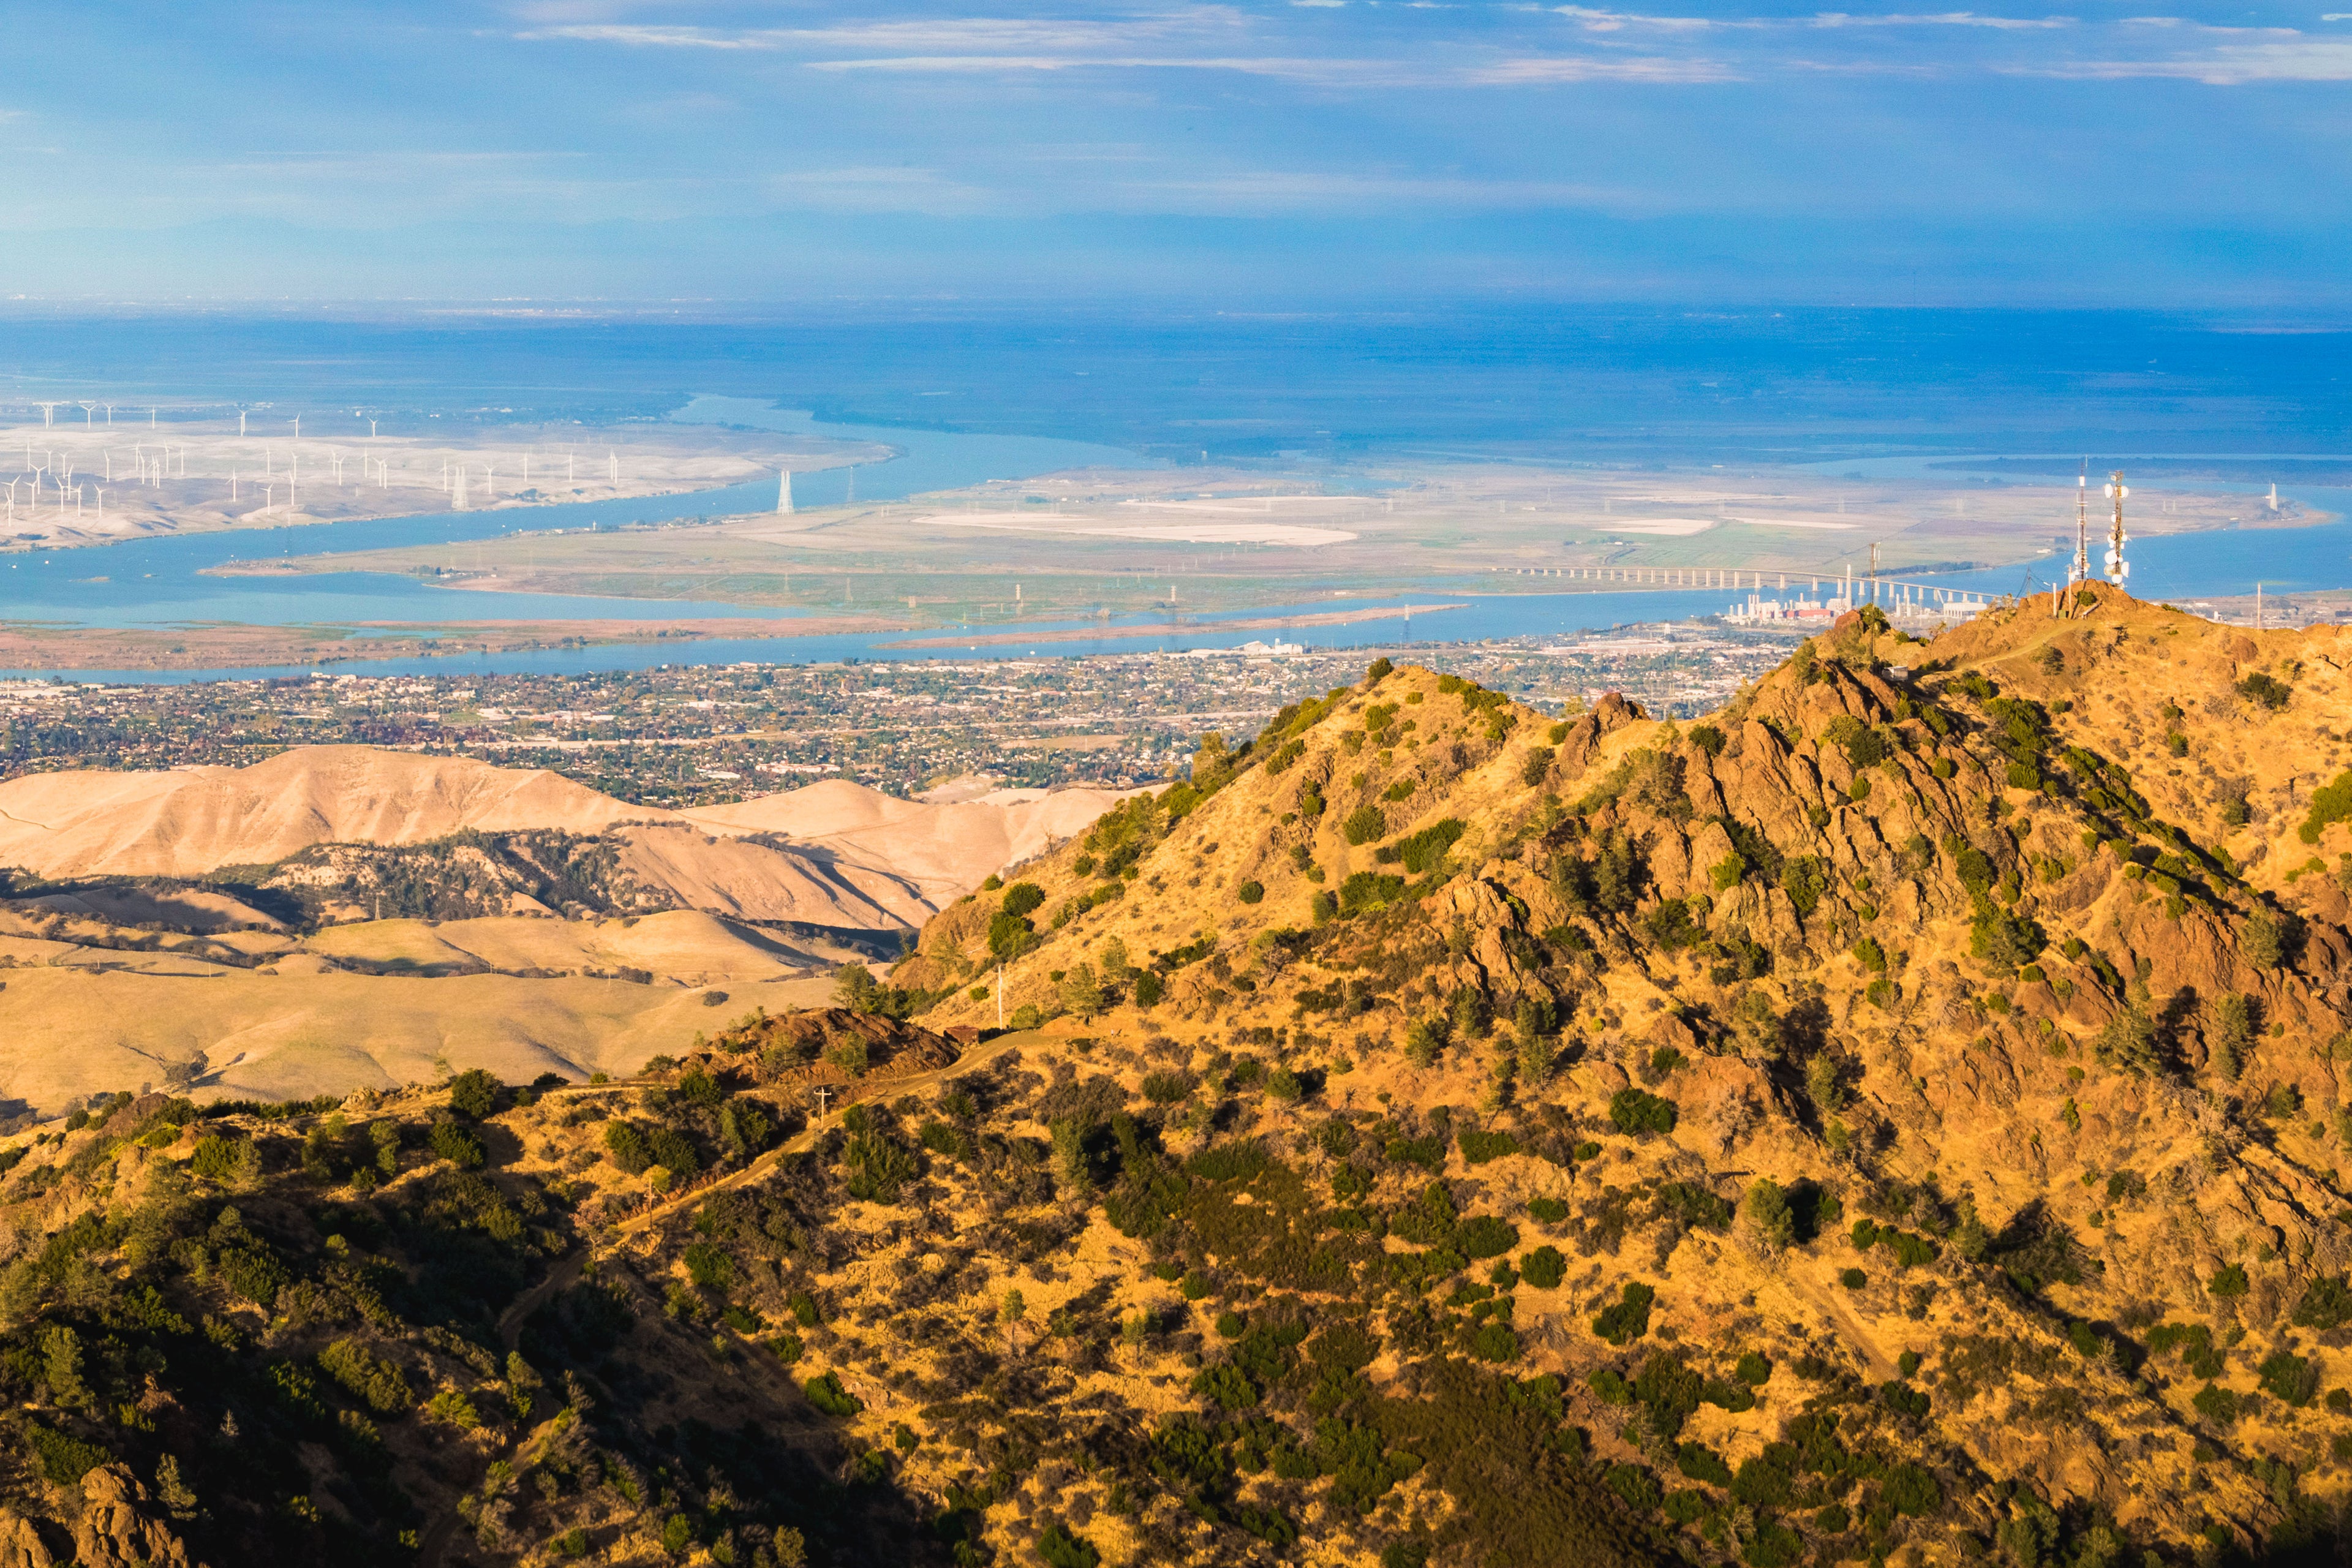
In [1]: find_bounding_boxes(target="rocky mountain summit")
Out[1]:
[0,589,2345,1567]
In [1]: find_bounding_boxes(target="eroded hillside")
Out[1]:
[0,592,2348,1568]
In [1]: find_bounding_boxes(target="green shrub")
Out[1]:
[1880,1380,1929,1419]
[427,1389,481,1429]
[1593,1283,1655,1346]
[1468,1322,1519,1362]
[987,911,1035,958]
[1457,1128,1520,1164]
[1001,881,1046,918]
[1605,1463,1661,1512]
[804,1370,862,1417]
[23,1421,107,1485]
[2259,1350,2319,1408]
[1678,1442,1733,1486]
[1607,1089,1677,1136]
[2208,1263,2250,1298]
[189,1134,255,1184]
[1455,1216,1518,1260]
[1343,805,1387,845]
[1520,1245,1566,1290]
[2237,672,2291,712]
[2293,1275,2352,1330]
[1038,1524,1102,1568]
[1735,1351,1771,1385]
[1238,880,1265,904]
[1840,1267,1867,1289]
[447,1068,500,1119]
[2300,770,2352,845]
[1528,1197,1569,1223]
[1340,872,1406,915]
[428,1119,485,1170]
[319,1338,412,1414]
[1880,1461,1941,1517]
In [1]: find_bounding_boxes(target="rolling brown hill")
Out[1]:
[0,745,647,880]
[682,777,1147,904]
[0,752,1135,1115]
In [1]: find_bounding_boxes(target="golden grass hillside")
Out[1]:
[0,593,2346,1568]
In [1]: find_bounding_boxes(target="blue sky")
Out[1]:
[7,2,2351,303]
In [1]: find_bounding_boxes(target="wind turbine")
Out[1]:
[36,403,56,427]
[77,402,94,428]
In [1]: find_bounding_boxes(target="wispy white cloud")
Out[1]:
[807,51,1735,85]
[2019,37,2352,80]
[520,13,1246,55]
[1805,12,2074,28]
[1134,170,1643,209]
[1472,54,1741,81]
[518,6,2349,92]
[1548,6,1716,31]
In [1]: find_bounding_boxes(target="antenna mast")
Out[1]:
[2101,470,2130,589]
[2073,461,2089,587]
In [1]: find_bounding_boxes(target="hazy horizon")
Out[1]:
[9,2,2352,307]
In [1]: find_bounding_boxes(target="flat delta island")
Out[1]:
[0,589,2348,1567]
[214,460,2326,635]
[0,410,882,548]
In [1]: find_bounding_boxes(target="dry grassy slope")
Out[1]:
[684,779,1150,905]
[0,747,652,880]
[1927,588,2352,915]
[0,905,853,1112]
[0,748,1134,930]
[881,595,2352,1556]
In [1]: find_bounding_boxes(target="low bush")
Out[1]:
[1519,1245,1566,1290]
[1593,1283,1656,1346]
[1608,1089,1677,1136]
[804,1370,862,1417]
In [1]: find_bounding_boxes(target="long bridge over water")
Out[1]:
[1490,562,1995,616]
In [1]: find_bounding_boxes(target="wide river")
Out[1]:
[2,407,2346,681]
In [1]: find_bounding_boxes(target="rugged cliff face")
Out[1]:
[0,591,2347,1568]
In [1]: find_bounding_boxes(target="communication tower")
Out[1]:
[2101,471,2129,588]
[2071,461,2090,586]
